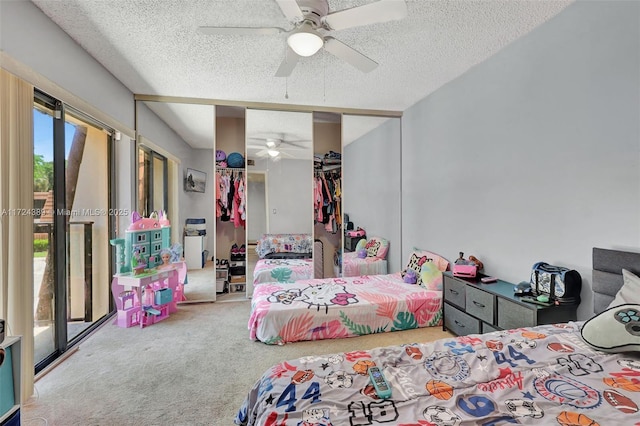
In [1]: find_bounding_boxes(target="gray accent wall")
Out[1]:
[401,0,640,320]
[344,118,402,272]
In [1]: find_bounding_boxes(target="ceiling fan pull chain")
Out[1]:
[323,48,326,103]
[285,76,289,99]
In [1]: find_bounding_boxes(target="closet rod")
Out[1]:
[216,167,245,171]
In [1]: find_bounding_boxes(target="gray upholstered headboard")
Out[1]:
[592,247,640,314]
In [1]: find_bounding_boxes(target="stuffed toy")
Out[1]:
[403,268,417,284]
[357,249,367,259]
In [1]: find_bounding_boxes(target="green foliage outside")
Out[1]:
[34,154,54,192]
[34,239,49,252]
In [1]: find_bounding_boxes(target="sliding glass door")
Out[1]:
[33,90,115,372]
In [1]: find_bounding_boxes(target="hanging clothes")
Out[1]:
[313,169,342,234]
[216,168,246,229]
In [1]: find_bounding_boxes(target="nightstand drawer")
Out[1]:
[482,322,500,334]
[444,303,480,336]
[443,276,466,308]
[465,286,494,324]
[497,299,535,329]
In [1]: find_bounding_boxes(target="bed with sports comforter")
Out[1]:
[249,273,443,345]
[236,248,640,426]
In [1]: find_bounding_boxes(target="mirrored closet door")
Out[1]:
[313,112,342,279]
[214,106,247,299]
[342,115,402,273]
[245,109,313,297]
[136,100,217,303]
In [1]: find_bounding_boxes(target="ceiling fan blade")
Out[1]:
[275,46,300,77]
[255,149,269,157]
[198,26,285,36]
[247,144,267,149]
[322,0,407,31]
[275,0,304,23]
[324,37,378,73]
[281,140,311,149]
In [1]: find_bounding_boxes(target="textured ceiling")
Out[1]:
[32,0,573,148]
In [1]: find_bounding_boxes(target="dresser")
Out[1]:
[443,272,577,336]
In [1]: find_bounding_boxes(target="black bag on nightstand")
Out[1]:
[530,262,582,305]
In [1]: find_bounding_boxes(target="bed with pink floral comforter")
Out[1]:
[253,258,314,286]
[248,273,442,345]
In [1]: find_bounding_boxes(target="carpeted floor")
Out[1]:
[22,292,452,426]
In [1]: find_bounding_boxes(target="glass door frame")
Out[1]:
[34,89,117,374]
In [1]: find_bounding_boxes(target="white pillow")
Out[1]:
[607,269,640,309]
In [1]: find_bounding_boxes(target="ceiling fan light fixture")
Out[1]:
[267,149,280,158]
[287,22,323,57]
[265,139,278,149]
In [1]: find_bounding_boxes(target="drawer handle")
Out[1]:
[449,289,459,296]
[454,320,465,328]
[473,301,486,308]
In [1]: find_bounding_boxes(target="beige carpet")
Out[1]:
[22,296,452,426]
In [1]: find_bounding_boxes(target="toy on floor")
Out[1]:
[110,210,172,274]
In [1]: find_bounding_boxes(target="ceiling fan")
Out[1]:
[247,136,311,159]
[198,0,407,77]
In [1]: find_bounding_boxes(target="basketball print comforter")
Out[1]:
[235,322,640,425]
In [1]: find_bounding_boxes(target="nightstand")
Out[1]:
[344,235,365,252]
[442,272,577,336]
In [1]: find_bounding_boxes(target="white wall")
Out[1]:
[252,158,314,235]
[401,0,639,320]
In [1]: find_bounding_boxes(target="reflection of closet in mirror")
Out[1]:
[245,109,314,297]
[136,100,217,303]
[313,112,342,278]
[342,115,402,273]
[214,106,247,299]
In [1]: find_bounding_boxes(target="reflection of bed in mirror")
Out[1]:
[245,109,314,296]
[253,233,315,286]
[342,236,390,277]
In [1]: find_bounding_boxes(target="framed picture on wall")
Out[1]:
[185,168,206,193]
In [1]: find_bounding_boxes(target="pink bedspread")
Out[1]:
[252,258,313,285]
[249,273,442,345]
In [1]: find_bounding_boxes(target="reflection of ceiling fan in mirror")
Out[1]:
[247,136,311,159]
[198,0,407,77]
